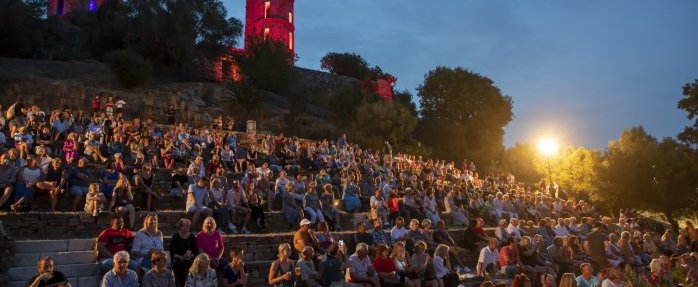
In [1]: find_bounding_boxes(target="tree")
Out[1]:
[502,143,544,184]
[105,49,152,88]
[595,127,698,230]
[417,67,513,169]
[235,37,297,94]
[351,99,417,151]
[320,52,384,80]
[328,83,373,128]
[534,146,600,199]
[677,79,698,145]
[0,0,52,57]
[393,90,418,117]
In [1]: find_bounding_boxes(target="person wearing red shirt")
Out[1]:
[373,244,400,286]
[97,216,138,271]
[499,236,535,278]
[92,95,101,116]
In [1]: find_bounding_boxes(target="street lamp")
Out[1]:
[538,138,558,188]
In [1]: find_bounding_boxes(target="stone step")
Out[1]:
[8,263,98,281]
[12,250,96,267]
[9,276,99,287]
[0,209,372,239]
[12,238,95,253]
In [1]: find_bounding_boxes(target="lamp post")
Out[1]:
[538,138,558,190]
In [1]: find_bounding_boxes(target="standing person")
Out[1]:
[167,104,177,125]
[170,218,197,287]
[585,222,609,271]
[101,251,139,287]
[184,253,218,287]
[196,217,224,269]
[268,243,297,287]
[142,251,176,287]
[222,247,249,287]
[115,97,126,118]
[25,257,72,287]
[92,95,101,116]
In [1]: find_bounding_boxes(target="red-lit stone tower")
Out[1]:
[244,0,295,55]
[48,0,111,17]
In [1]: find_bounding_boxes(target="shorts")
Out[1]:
[187,205,210,213]
[70,185,89,197]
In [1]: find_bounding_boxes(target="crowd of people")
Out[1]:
[1,96,698,287]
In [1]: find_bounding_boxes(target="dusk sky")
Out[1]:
[224,1,698,149]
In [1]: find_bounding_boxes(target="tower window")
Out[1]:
[264,28,270,40]
[289,12,293,23]
[264,1,270,18]
[289,32,293,50]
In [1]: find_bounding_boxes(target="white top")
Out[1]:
[506,224,522,241]
[478,246,499,266]
[131,229,164,259]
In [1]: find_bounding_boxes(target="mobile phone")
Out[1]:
[338,240,344,246]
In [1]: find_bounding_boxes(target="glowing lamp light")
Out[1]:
[538,138,558,156]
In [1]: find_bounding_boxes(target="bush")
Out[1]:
[105,49,151,88]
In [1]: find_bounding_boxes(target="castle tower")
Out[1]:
[48,0,111,17]
[244,0,295,55]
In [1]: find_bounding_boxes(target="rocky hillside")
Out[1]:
[0,57,353,136]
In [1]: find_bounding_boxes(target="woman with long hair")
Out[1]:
[391,241,421,287]
[109,173,136,229]
[184,253,218,287]
[196,217,224,268]
[558,273,577,287]
[132,213,164,270]
[268,243,296,287]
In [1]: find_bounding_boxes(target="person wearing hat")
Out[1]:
[294,219,319,255]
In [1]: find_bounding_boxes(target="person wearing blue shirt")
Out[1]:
[101,251,139,287]
[576,263,600,287]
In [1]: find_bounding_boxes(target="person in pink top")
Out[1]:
[196,216,224,268]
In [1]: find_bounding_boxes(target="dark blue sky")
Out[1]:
[224,1,698,149]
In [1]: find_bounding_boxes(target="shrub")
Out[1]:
[105,49,151,88]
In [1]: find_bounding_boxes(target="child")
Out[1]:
[84,183,106,216]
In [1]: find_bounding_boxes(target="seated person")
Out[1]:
[223,247,249,287]
[96,216,139,271]
[26,256,71,287]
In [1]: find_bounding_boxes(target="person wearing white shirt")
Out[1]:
[506,218,522,242]
[477,238,500,277]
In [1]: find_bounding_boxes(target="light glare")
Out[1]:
[538,138,558,156]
